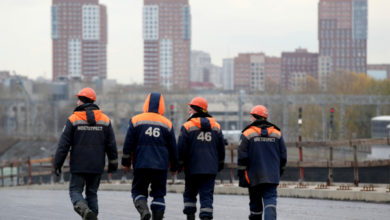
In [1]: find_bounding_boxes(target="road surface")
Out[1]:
[0,189,389,219]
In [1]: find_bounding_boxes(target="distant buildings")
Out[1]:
[233,53,265,92]
[143,0,191,90]
[281,48,318,90]
[51,0,107,81]
[318,0,368,75]
[190,50,222,90]
[191,50,211,83]
[318,56,333,90]
[0,71,10,83]
[264,56,282,85]
[222,58,234,91]
[367,64,390,80]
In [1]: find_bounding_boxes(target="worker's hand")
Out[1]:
[122,166,131,172]
[280,167,285,177]
[108,161,118,173]
[121,157,131,168]
[177,161,184,173]
[54,167,61,177]
[218,161,224,172]
[237,170,250,188]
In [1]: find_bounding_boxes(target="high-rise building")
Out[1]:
[318,0,368,75]
[281,48,318,90]
[51,0,107,81]
[222,58,234,91]
[143,0,191,90]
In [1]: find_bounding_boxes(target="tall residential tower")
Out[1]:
[143,0,191,90]
[51,0,107,81]
[318,0,368,75]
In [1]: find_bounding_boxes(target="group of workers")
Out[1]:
[54,87,287,220]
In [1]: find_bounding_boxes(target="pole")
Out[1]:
[50,155,54,184]
[16,162,20,186]
[230,146,234,184]
[10,163,14,186]
[1,166,4,187]
[298,135,304,182]
[353,144,359,186]
[39,162,43,184]
[28,157,32,185]
[327,145,334,186]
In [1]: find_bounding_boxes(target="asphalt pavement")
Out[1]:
[0,189,389,220]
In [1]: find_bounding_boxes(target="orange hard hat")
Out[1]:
[76,87,96,101]
[188,96,208,112]
[250,105,268,119]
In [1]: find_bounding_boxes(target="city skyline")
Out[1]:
[0,0,389,84]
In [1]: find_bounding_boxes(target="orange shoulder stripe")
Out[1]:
[207,117,221,130]
[68,112,86,122]
[243,126,261,138]
[267,127,282,137]
[95,110,110,123]
[132,112,172,129]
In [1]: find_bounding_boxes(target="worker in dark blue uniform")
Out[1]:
[237,105,287,220]
[121,92,178,220]
[54,87,118,220]
[178,97,225,220]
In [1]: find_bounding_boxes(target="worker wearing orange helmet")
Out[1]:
[54,87,118,220]
[237,105,287,220]
[178,97,225,220]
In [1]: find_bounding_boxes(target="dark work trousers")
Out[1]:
[183,174,216,219]
[248,184,278,220]
[69,173,101,214]
[132,168,168,212]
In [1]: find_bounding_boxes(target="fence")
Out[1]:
[1,138,389,187]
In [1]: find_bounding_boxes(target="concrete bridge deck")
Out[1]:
[1,187,390,220]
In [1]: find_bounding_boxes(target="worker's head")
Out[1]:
[76,87,96,105]
[188,96,208,115]
[143,92,165,115]
[250,105,268,122]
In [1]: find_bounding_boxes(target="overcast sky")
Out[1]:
[0,0,389,84]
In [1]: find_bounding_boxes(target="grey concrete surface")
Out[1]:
[1,189,390,220]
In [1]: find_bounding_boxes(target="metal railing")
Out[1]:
[1,138,389,187]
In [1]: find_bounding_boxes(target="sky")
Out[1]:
[0,0,389,84]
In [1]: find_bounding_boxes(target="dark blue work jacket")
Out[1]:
[237,120,287,186]
[178,115,225,175]
[54,103,118,174]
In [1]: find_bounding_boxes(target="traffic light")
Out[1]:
[330,107,335,128]
[170,104,174,122]
[298,107,303,125]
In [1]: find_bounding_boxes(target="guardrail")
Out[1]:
[0,138,389,187]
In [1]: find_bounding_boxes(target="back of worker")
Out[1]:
[180,117,224,175]
[54,87,118,220]
[237,105,287,220]
[122,92,178,220]
[178,97,225,220]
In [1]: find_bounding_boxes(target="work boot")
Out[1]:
[186,214,195,220]
[152,210,164,220]
[134,199,151,220]
[73,201,97,220]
